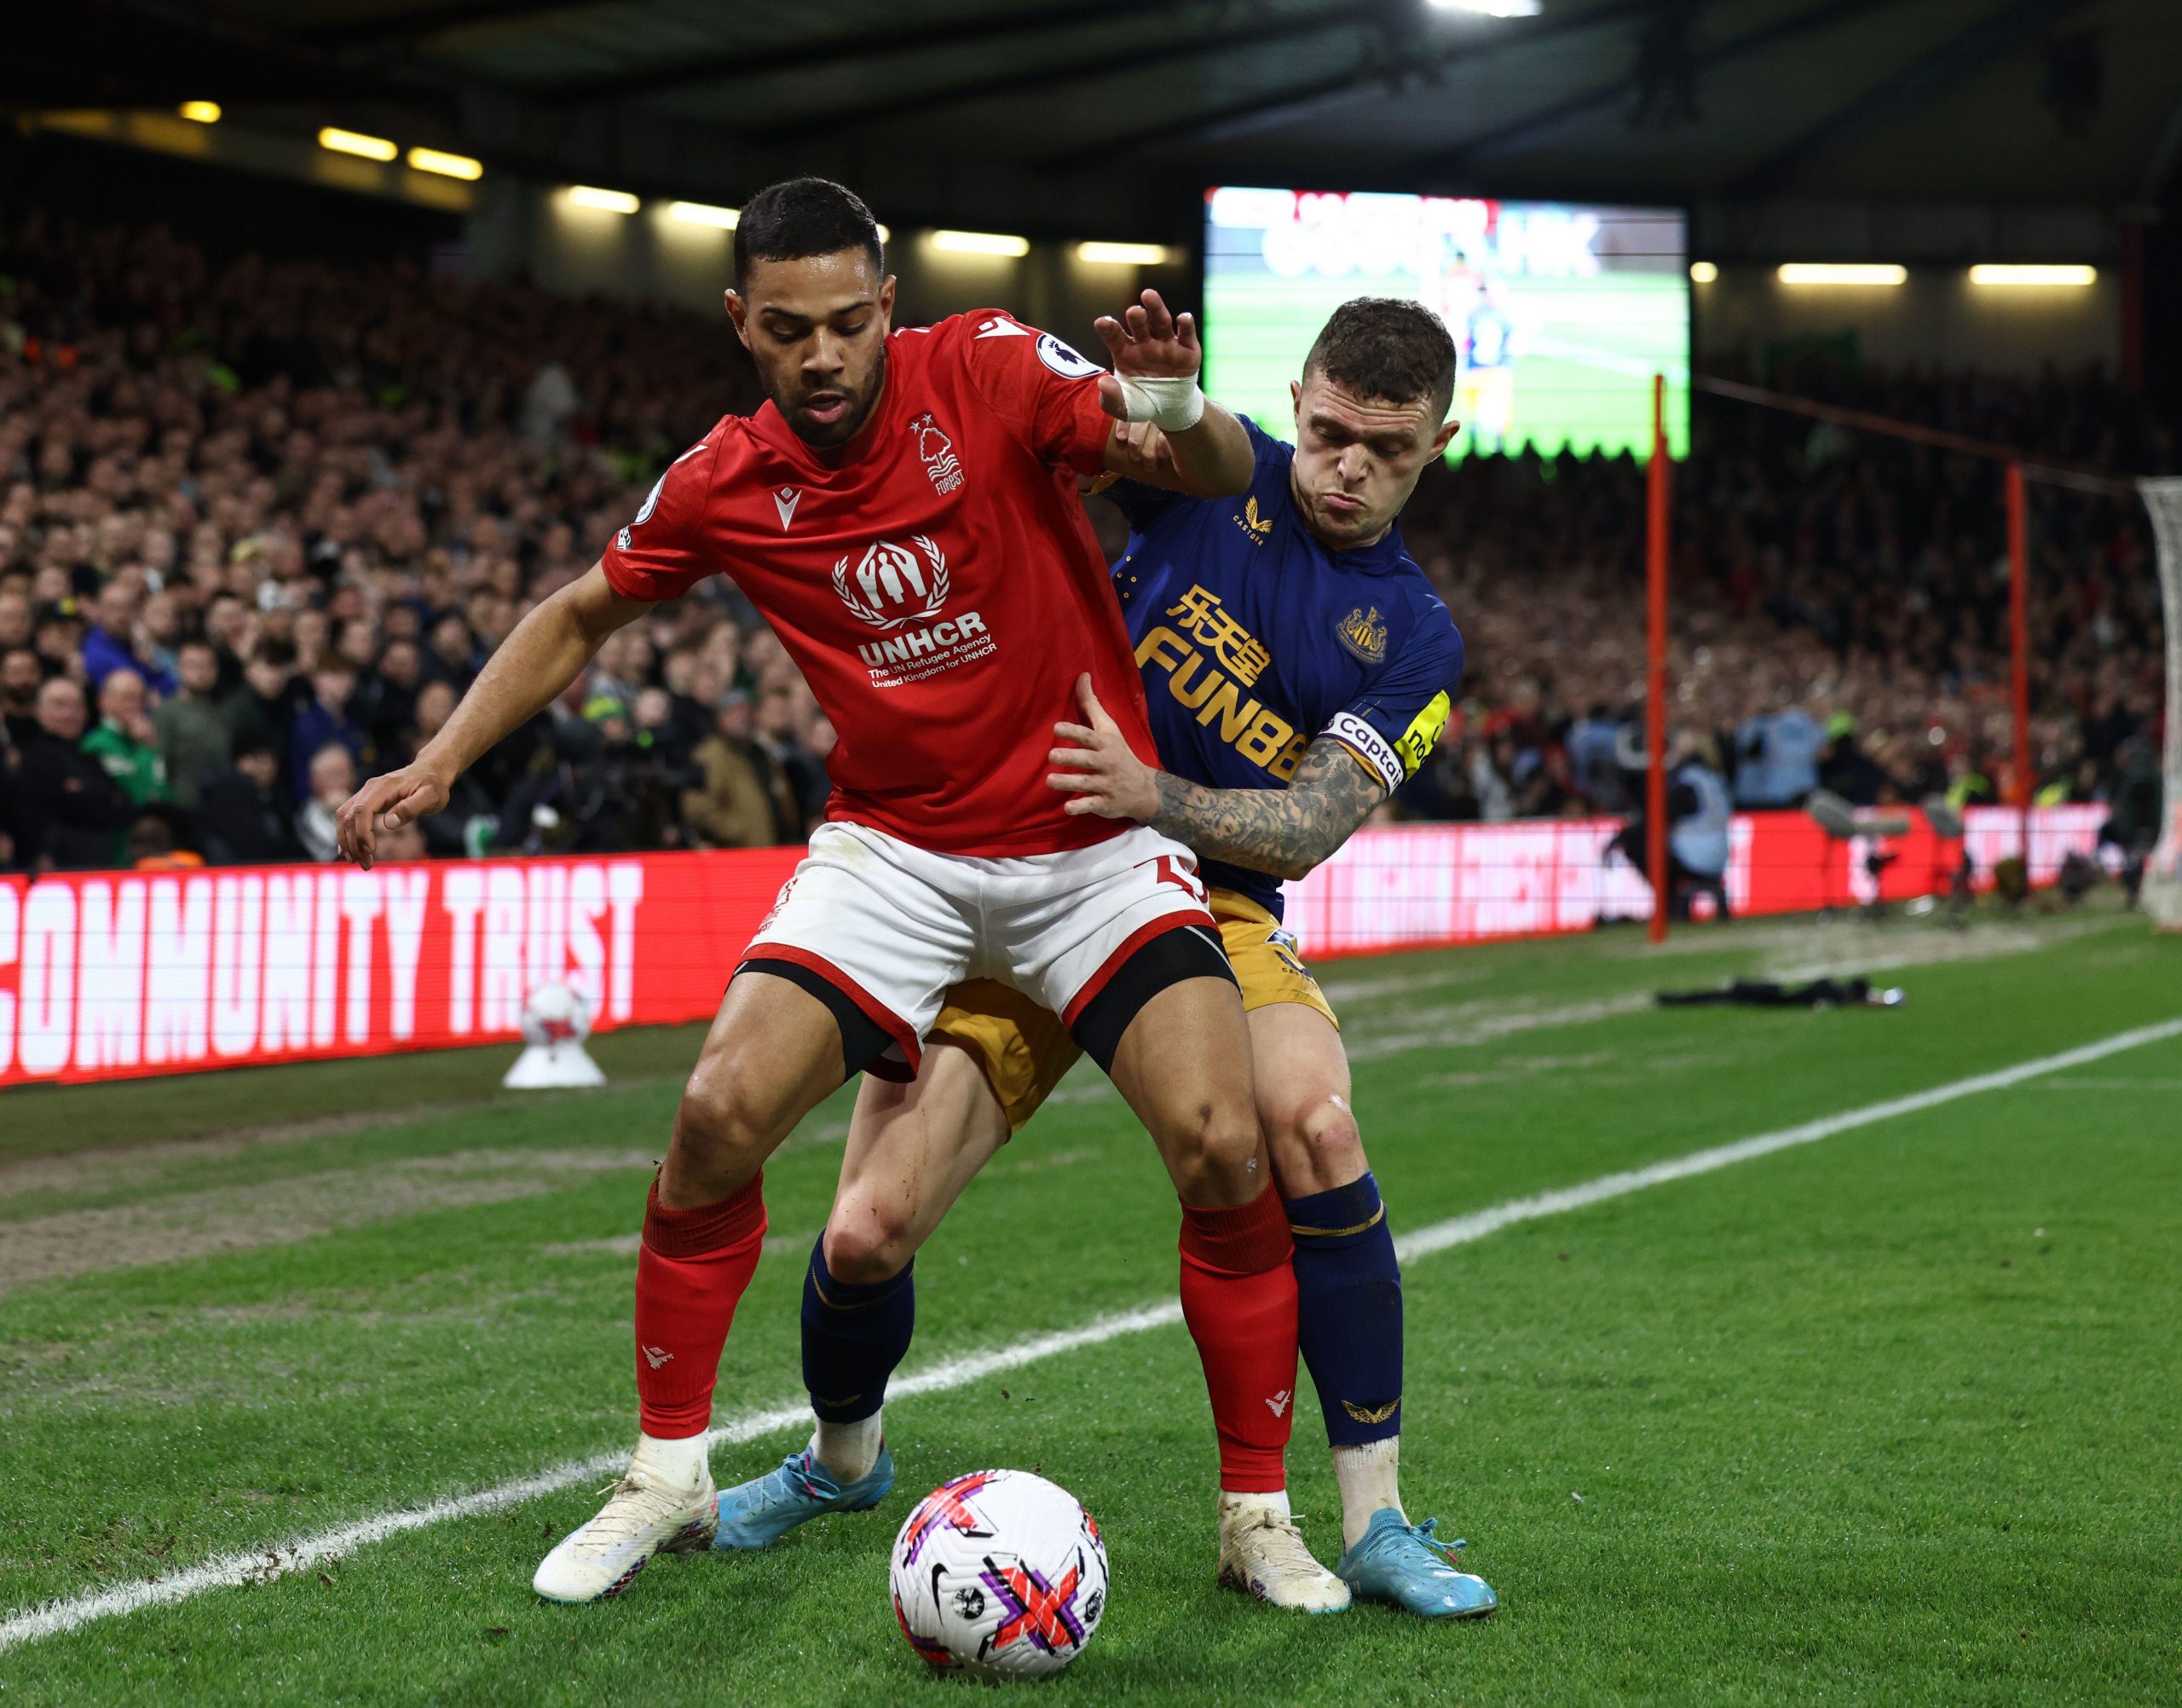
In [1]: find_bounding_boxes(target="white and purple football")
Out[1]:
[888,1469,1109,1680]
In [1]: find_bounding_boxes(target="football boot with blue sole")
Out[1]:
[713,1444,896,1550]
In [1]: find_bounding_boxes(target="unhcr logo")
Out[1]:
[832,536,951,629]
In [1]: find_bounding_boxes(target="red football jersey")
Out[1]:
[602,310,1160,857]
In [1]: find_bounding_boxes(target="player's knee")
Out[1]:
[1267,1092,1366,1197]
[1165,1098,1265,1202]
[822,1192,919,1286]
[671,1072,776,1174]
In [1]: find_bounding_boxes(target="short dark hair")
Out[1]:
[733,178,884,290]
[1302,297,1458,417]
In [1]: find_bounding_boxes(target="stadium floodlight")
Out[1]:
[1428,0,1544,15]
[567,185,640,214]
[1077,241,1173,266]
[1969,264,2097,286]
[1688,261,1717,284]
[318,127,398,163]
[407,147,482,181]
[932,229,1030,257]
[667,200,739,228]
[875,223,891,244]
[178,101,221,124]
[1777,263,1907,286]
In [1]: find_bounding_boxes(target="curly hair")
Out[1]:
[1302,297,1458,417]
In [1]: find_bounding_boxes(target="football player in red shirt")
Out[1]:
[337,179,1296,1606]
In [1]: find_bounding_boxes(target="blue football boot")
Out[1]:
[1335,1510,1498,1619]
[712,1444,895,1550]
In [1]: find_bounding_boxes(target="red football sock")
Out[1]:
[633,1172,768,1438]
[1178,1181,1299,1493]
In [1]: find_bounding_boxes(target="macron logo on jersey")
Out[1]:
[773,487,802,530]
[973,317,1030,340]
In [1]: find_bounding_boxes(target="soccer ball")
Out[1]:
[888,1469,1108,1680]
[518,978,592,1047]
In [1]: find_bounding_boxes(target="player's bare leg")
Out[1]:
[534,972,855,1602]
[1104,974,1350,1613]
[1253,1000,1495,1619]
[713,1043,1009,1549]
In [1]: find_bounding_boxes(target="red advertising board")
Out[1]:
[1286,804,2106,955]
[0,850,799,1088]
[0,805,2104,1087]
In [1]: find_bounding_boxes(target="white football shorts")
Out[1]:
[742,820,1221,1078]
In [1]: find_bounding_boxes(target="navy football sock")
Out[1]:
[1284,1173,1404,1445]
[800,1238,915,1428]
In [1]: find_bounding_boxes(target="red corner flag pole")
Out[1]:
[1647,373,1671,945]
[2006,462,2033,864]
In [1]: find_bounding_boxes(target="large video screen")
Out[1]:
[1203,188,1688,461]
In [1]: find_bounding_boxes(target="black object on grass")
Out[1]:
[1656,977,1904,1009]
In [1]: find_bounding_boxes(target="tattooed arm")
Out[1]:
[1144,736,1382,880]
[1047,674,1384,880]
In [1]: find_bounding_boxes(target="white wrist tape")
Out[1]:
[1111,372,1205,433]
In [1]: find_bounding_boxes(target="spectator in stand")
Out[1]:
[1565,703,1628,813]
[683,690,793,849]
[355,638,421,760]
[81,579,173,694]
[753,678,828,837]
[376,816,429,863]
[296,743,355,862]
[0,588,31,652]
[33,600,85,678]
[226,638,305,767]
[202,592,253,695]
[15,676,133,869]
[1734,694,1825,809]
[3,646,42,750]
[198,733,303,865]
[424,614,479,691]
[83,667,170,813]
[290,656,365,799]
[154,638,231,810]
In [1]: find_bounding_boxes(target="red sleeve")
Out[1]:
[600,430,726,601]
[952,310,1114,476]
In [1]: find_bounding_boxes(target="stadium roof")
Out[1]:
[12,0,2182,239]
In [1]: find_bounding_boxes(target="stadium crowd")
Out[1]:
[0,205,2170,874]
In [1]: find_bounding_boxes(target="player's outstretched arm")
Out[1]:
[1093,289,1252,499]
[336,562,652,868]
[1048,676,1381,881]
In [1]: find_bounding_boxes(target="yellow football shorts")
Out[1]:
[927,888,1338,1134]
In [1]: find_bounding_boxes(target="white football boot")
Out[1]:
[1215,1492,1353,1613]
[533,1442,717,1603]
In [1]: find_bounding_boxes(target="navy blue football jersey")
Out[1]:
[1108,418,1463,920]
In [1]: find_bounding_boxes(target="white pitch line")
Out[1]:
[1396,1014,2182,1261]
[4,1013,2178,1654]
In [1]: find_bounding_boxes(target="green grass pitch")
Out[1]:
[2,907,2179,1705]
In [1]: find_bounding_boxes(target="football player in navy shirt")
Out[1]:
[719,299,1494,1621]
